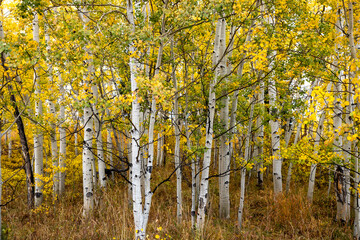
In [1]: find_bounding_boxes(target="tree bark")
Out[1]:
[196,17,224,232]
[33,12,44,208]
[238,91,255,229]
[59,74,66,196]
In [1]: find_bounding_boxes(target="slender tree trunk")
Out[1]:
[93,85,106,188]
[346,0,356,223]
[156,132,161,166]
[79,7,94,217]
[218,27,230,217]
[82,106,94,216]
[268,79,282,195]
[106,111,114,180]
[256,80,265,187]
[59,74,66,196]
[33,13,44,208]
[354,145,360,238]
[184,68,196,227]
[127,138,132,207]
[170,37,183,223]
[128,1,145,238]
[331,11,347,223]
[45,21,60,198]
[196,17,225,232]
[238,89,255,229]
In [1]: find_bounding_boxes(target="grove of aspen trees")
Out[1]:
[0,0,359,239]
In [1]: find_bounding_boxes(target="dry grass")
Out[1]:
[2,167,353,240]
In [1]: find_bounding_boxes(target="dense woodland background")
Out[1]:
[0,0,359,239]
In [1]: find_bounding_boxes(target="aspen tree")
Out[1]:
[171,37,182,223]
[33,12,44,208]
[93,84,106,188]
[45,18,59,197]
[263,1,283,195]
[333,10,347,223]
[58,73,66,196]
[238,89,255,229]
[127,0,148,238]
[218,20,230,219]
[79,6,94,216]
[196,17,225,232]
[347,0,358,232]
[106,109,114,180]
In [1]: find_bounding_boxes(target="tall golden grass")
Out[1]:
[2,165,352,240]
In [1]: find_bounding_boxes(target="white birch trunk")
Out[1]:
[93,85,106,188]
[196,18,224,231]
[128,1,145,238]
[82,107,94,216]
[346,0,355,223]
[127,138,132,207]
[156,132,161,166]
[45,22,60,198]
[218,21,230,219]
[268,78,282,195]
[79,7,94,217]
[106,113,114,180]
[59,74,66,196]
[170,36,183,223]
[354,145,360,238]
[33,13,44,208]
[238,93,255,229]
[348,1,359,234]
[256,80,265,187]
[184,73,196,226]
[334,81,345,222]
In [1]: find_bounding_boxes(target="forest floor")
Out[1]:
[2,166,353,240]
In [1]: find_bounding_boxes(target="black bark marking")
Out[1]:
[35,192,42,198]
[199,197,204,209]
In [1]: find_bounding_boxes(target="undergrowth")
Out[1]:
[2,166,352,239]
